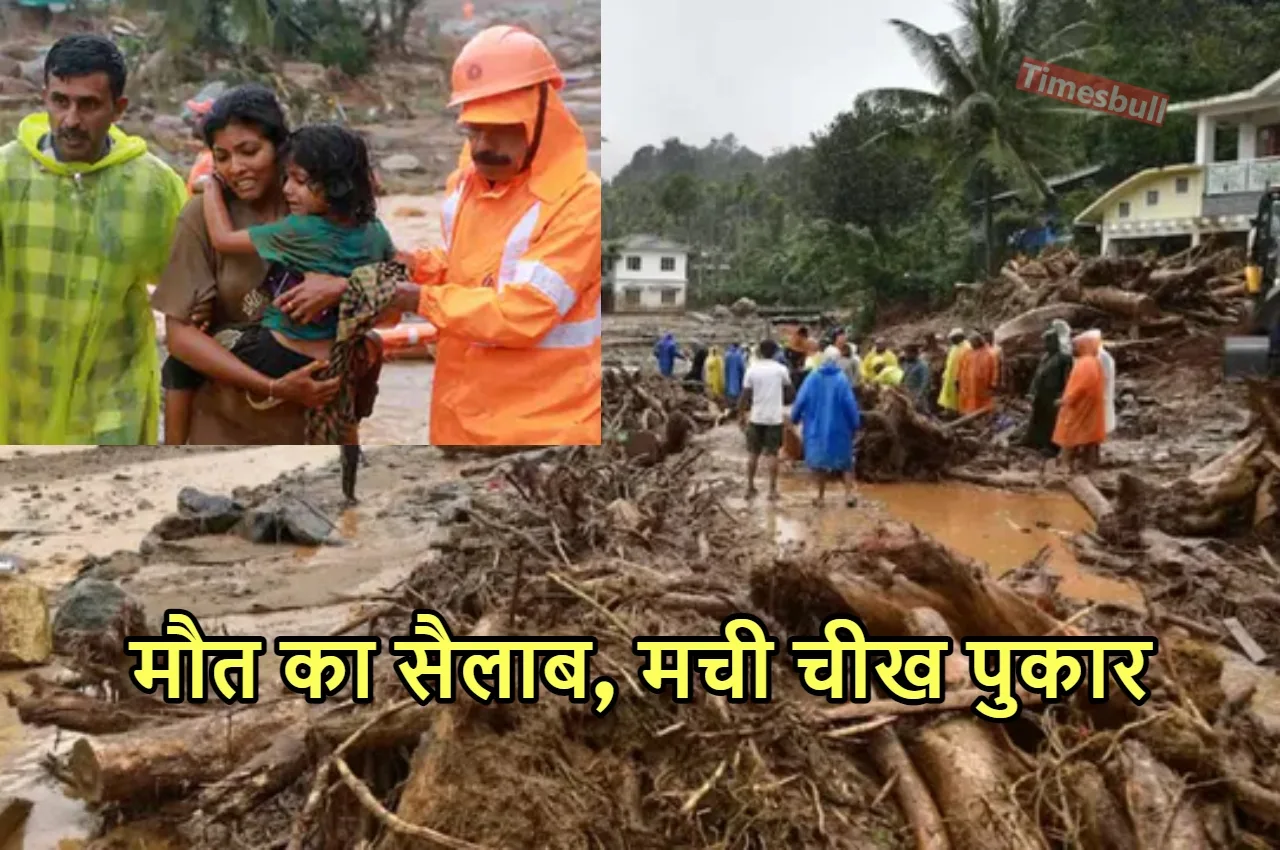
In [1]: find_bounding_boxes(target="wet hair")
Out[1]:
[904,344,920,357]
[45,34,127,100]
[759,339,778,358]
[280,124,378,224]
[202,84,290,150]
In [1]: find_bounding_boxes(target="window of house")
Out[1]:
[1146,190,1159,206]
[1118,201,1130,218]
[660,256,676,272]
[626,255,642,272]
[623,289,641,307]
[661,288,679,305]
[1175,177,1189,194]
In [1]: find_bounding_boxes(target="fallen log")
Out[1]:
[867,716,951,850]
[903,610,1043,850]
[1068,475,1114,524]
[1063,762,1138,850]
[1114,739,1210,850]
[1080,286,1160,320]
[65,696,310,805]
[993,304,1106,354]
[8,687,199,735]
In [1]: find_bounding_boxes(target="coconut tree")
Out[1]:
[860,0,1091,274]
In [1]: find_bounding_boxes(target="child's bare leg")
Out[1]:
[165,389,194,445]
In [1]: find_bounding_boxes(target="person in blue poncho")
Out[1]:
[790,346,862,507]
[724,342,746,402]
[653,332,685,378]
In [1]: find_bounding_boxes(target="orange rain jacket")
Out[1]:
[408,84,601,445]
[957,344,998,414]
[1053,334,1106,448]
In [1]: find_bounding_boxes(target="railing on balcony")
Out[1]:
[1206,156,1280,195]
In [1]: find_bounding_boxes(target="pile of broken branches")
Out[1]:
[978,244,1249,394]
[753,522,1280,850]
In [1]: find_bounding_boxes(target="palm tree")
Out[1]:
[860,0,1090,274]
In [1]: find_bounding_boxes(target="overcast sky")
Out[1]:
[602,0,963,178]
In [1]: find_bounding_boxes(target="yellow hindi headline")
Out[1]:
[124,610,1158,721]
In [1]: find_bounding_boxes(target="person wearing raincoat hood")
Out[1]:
[1053,330,1107,472]
[1022,327,1073,456]
[653,332,683,378]
[350,25,601,445]
[0,34,188,444]
[724,343,746,402]
[937,329,969,416]
[790,346,862,506]
[705,346,725,398]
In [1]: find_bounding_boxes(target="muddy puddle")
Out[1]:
[700,424,1141,605]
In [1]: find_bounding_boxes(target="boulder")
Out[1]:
[380,153,424,174]
[0,56,21,79]
[730,297,758,317]
[238,495,335,546]
[150,487,245,540]
[0,575,52,668]
[52,578,147,655]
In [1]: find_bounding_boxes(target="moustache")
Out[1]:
[472,150,512,166]
[57,129,89,142]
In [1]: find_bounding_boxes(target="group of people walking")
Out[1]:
[1,26,602,447]
[653,314,1118,503]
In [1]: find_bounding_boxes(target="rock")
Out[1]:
[0,76,36,95]
[52,578,147,655]
[606,498,643,531]
[433,497,473,524]
[730,297,758,317]
[0,575,52,668]
[238,495,334,546]
[0,42,43,62]
[19,57,44,87]
[79,550,145,580]
[150,487,245,540]
[0,553,25,575]
[380,153,424,173]
[712,305,732,319]
[0,56,20,78]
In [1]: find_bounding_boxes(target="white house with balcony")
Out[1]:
[1075,69,1280,254]
[604,234,689,312]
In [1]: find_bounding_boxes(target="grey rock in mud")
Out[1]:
[381,153,425,173]
[150,487,245,540]
[239,495,335,546]
[52,578,147,654]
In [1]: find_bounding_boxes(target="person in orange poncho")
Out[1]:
[318,25,601,446]
[956,331,998,414]
[1052,330,1107,472]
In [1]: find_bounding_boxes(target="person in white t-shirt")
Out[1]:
[738,339,792,500]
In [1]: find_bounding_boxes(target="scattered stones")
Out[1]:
[52,578,147,655]
[238,495,335,546]
[380,153,424,173]
[0,574,52,668]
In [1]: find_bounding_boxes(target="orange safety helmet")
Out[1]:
[448,24,563,109]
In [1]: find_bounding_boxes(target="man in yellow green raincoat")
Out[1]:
[937,328,970,416]
[0,34,187,444]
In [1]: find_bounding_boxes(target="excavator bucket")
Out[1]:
[1224,336,1271,379]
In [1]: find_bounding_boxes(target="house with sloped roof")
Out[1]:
[604,234,689,312]
[1075,69,1280,254]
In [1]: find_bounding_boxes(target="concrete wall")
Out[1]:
[1100,171,1204,227]
[614,247,687,282]
[610,279,687,312]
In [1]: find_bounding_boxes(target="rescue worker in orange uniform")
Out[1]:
[369,25,601,445]
[957,331,998,414]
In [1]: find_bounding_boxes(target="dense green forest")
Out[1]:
[603,0,1280,322]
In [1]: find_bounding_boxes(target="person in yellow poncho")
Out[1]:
[874,359,905,387]
[860,338,899,383]
[937,328,970,416]
[706,346,725,398]
[0,35,188,444]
